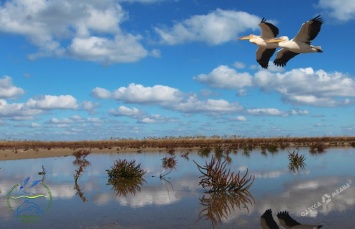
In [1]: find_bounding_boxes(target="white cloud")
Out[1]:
[194,65,253,89]
[155,9,260,45]
[92,83,183,104]
[0,0,149,63]
[0,76,25,99]
[81,101,99,111]
[233,116,247,121]
[246,108,310,116]
[68,35,148,64]
[172,95,243,114]
[26,95,78,109]
[318,0,355,21]
[233,62,246,69]
[109,106,142,117]
[137,114,177,124]
[246,108,287,116]
[0,99,42,117]
[254,67,355,107]
[91,87,112,99]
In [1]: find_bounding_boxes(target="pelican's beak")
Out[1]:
[266,38,284,43]
[238,35,252,40]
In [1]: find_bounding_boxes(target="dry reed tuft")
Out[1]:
[193,156,254,193]
[106,159,146,196]
[288,150,306,173]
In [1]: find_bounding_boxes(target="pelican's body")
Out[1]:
[239,18,279,69]
[267,15,323,67]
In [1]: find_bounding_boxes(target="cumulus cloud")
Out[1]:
[246,108,309,116]
[81,101,99,112]
[233,116,247,121]
[193,65,253,89]
[0,0,149,63]
[254,67,355,107]
[154,9,260,45]
[0,99,42,118]
[317,0,355,21]
[172,95,243,114]
[92,83,183,104]
[25,95,78,109]
[110,106,176,124]
[68,35,148,64]
[0,76,25,99]
[109,106,142,117]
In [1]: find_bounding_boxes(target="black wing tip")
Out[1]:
[262,209,272,216]
[257,60,269,69]
[273,59,286,67]
[261,17,266,23]
[277,211,289,217]
[313,15,324,24]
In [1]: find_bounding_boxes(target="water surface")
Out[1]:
[0,147,354,228]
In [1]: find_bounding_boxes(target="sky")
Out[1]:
[0,0,354,141]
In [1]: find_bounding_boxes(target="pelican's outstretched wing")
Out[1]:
[260,209,279,229]
[293,15,323,44]
[259,18,279,40]
[273,49,299,67]
[257,47,276,69]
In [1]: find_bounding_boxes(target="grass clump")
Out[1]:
[106,159,146,196]
[193,156,254,193]
[106,159,146,181]
[288,150,306,173]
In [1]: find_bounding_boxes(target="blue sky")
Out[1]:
[0,0,354,140]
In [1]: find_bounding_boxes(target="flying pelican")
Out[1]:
[238,18,279,69]
[260,209,323,229]
[267,15,323,67]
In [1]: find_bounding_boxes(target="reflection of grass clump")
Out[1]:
[194,156,254,193]
[197,191,254,228]
[266,144,278,153]
[351,142,355,147]
[106,159,146,181]
[198,146,212,157]
[288,150,306,173]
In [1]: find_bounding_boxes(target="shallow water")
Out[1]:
[0,147,354,229]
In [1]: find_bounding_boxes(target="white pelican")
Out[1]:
[267,15,323,67]
[239,18,279,69]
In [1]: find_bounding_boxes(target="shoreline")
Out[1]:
[1,136,354,161]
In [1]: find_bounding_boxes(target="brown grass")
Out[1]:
[1,136,354,160]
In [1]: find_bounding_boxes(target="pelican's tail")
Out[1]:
[314,46,322,52]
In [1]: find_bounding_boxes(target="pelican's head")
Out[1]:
[266,36,289,43]
[238,34,255,40]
